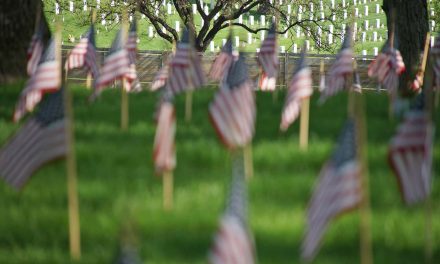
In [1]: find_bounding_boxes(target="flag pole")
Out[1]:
[185,23,196,123]
[121,11,129,131]
[418,32,431,87]
[350,91,373,264]
[163,170,174,210]
[86,9,97,89]
[59,21,81,259]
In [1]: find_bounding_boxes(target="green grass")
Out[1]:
[0,82,439,263]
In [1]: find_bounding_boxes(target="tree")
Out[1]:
[382,0,429,96]
[0,0,50,83]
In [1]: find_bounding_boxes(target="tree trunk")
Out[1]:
[383,0,429,97]
[0,0,50,83]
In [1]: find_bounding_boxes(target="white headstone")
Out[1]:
[261,31,265,41]
[310,3,314,12]
[256,48,260,53]
[355,8,359,17]
[293,43,298,53]
[362,50,367,56]
[284,28,288,38]
[305,40,310,51]
[162,27,166,34]
[210,41,215,52]
[353,0,357,5]
[376,4,380,14]
[148,26,154,37]
[288,5,291,14]
[364,20,369,30]
[69,1,74,12]
[239,15,243,24]
[250,16,254,25]
[101,14,106,26]
[299,5,303,14]
[248,33,252,44]
[235,36,240,47]
[204,5,209,15]
[83,0,87,11]
[342,0,346,7]
[332,14,335,21]
[111,0,115,7]
[192,4,197,14]
[115,14,119,23]
[175,21,180,32]
[320,12,324,20]
[362,32,366,42]
[222,39,226,46]
[167,3,172,14]
[129,15,133,22]
[344,10,347,19]
[331,0,335,8]
[320,0,324,11]
[431,36,435,47]
[280,46,285,53]
[328,33,333,44]
[260,15,265,26]
[432,21,436,31]
[296,27,300,38]
[373,31,377,41]
[97,0,100,10]
[376,19,380,28]
[373,47,378,56]
[364,6,368,16]
[55,3,60,15]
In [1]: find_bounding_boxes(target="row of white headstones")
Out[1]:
[56,1,436,55]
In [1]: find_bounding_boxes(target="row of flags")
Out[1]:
[1,17,439,263]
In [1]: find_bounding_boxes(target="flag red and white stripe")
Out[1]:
[65,25,99,88]
[368,47,405,95]
[388,111,433,205]
[209,37,234,81]
[123,21,142,92]
[209,54,256,149]
[14,38,60,122]
[27,33,44,76]
[0,90,66,189]
[280,52,312,131]
[153,100,176,174]
[302,120,362,261]
[257,24,278,91]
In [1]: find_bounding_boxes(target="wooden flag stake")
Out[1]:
[85,9,97,89]
[351,92,373,264]
[418,32,431,87]
[244,144,254,180]
[120,11,129,131]
[299,97,310,151]
[163,171,174,210]
[59,22,81,260]
[185,90,193,123]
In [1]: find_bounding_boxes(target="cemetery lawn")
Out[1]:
[0,81,439,263]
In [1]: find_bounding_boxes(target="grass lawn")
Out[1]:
[0,82,439,263]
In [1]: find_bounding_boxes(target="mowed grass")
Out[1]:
[0,82,439,263]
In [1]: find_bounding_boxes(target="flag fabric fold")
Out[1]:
[65,24,99,89]
[27,20,46,76]
[301,119,362,261]
[367,40,405,96]
[209,35,234,81]
[1,89,66,190]
[14,37,61,122]
[166,28,207,95]
[208,151,256,264]
[209,53,256,149]
[320,28,354,101]
[151,54,172,91]
[257,23,279,91]
[388,93,434,205]
[153,93,176,174]
[280,49,313,131]
[123,20,142,92]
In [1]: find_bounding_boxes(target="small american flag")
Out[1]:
[209,151,256,264]
[280,49,313,131]
[0,89,66,190]
[65,25,99,89]
[123,20,142,92]
[209,53,256,149]
[166,28,207,95]
[388,93,434,205]
[433,36,440,90]
[14,37,61,122]
[94,28,131,98]
[209,35,234,81]
[320,28,354,101]
[151,54,172,91]
[153,94,176,174]
[302,119,362,261]
[27,20,45,76]
[257,23,279,91]
[367,40,405,96]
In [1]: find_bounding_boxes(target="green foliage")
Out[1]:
[0,82,439,263]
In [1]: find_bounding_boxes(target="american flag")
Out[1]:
[280,49,313,131]
[367,40,405,96]
[301,119,362,261]
[320,28,354,101]
[27,20,45,76]
[151,54,172,91]
[65,25,99,89]
[14,37,61,122]
[388,93,434,205]
[166,28,207,95]
[93,28,131,99]
[0,89,66,190]
[209,151,256,264]
[153,94,176,174]
[433,36,440,90]
[209,35,234,81]
[123,20,142,92]
[257,23,279,91]
[209,53,256,149]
